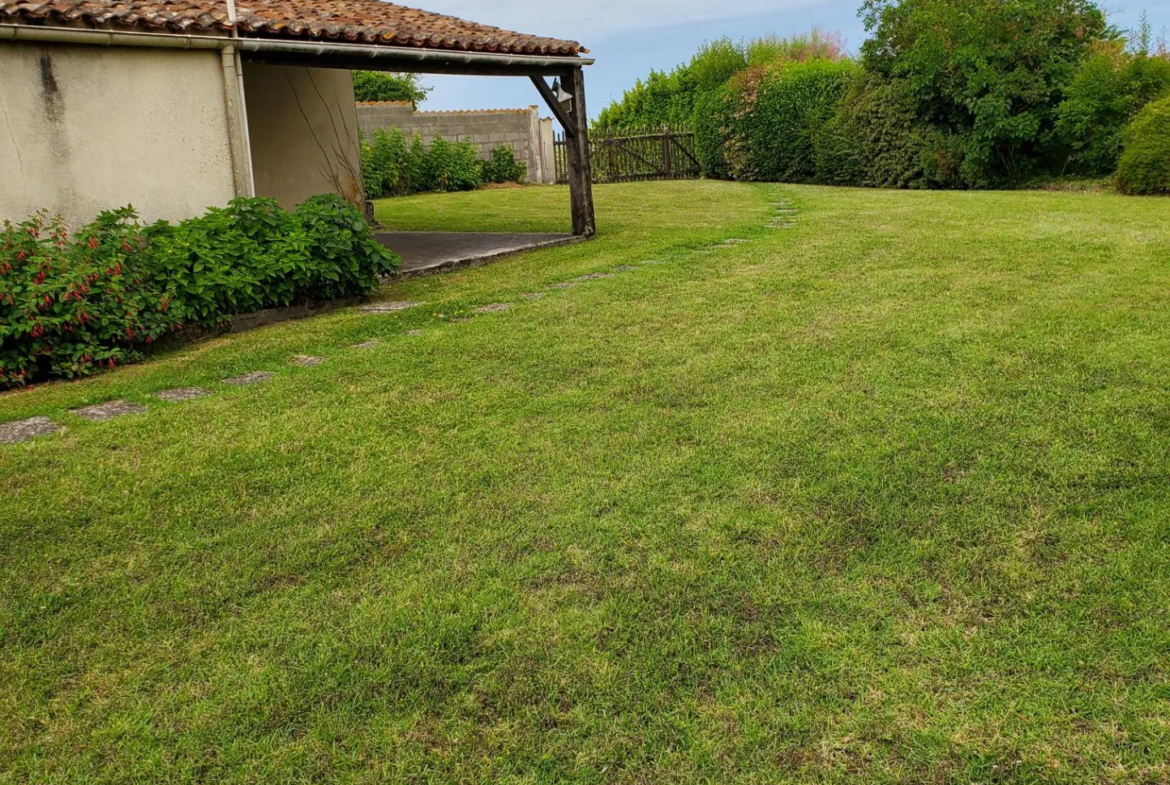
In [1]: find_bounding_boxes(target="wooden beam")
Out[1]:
[529,76,576,138]
[561,68,596,238]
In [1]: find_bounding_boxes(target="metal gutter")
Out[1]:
[0,24,595,68]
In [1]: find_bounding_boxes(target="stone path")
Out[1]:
[768,199,799,229]
[0,416,63,445]
[361,302,422,313]
[223,372,274,386]
[1,198,797,446]
[154,387,213,402]
[70,400,147,422]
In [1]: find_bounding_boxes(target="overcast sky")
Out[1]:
[411,0,1170,117]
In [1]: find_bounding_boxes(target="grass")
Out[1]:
[3,181,1170,783]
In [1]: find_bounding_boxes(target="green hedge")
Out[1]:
[1116,95,1170,195]
[705,60,859,182]
[1,196,397,387]
[360,129,526,200]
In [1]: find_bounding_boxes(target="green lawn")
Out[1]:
[3,181,1170,783]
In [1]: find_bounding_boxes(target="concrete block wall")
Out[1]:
[356,102,556,184]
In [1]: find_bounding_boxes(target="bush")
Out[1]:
[824,73,925,187]
[360,128,411,200]
[359,133,524,197]
[719,60,859,183]
[1116,95,1170,194]
[1,209,180,386]
[1057,48,1170,174]
[424,137,481,193]
[1,197,398,388]
[481,146,528,184]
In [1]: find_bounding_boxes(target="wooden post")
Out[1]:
[562,68,596,238]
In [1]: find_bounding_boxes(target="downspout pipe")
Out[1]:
[0,24,596,70]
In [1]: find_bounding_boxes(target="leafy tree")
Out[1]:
[860,0,1109,186]
[352,71,431,106]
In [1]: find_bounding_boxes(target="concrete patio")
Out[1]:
[375,232,578,277]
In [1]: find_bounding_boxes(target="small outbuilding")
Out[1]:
[0,0,596,235]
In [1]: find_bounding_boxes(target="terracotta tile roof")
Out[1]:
[0,0,586,55]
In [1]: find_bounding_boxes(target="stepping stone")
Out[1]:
[405,330,424,336]
[0,416,62,445]
[574,273,613,281]
[361,301,422,314]
[522,292,547,299]
[222,372,274,386]
[640,259,666,265]
[70,400,146,422]
[154,387,212,402]
[475,303,512,313]
[550,282,579,289]
[290,355,325,367]
[352,341,379,349]
[612,265,638,272]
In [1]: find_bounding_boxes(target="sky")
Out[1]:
[407,0,1170,120]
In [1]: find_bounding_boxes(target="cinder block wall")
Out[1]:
[356,102,555,184]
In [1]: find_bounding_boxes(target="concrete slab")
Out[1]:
[376,232,578,278]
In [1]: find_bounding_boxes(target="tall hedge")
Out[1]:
[1115,95,1170,195]
[716,60,859,183]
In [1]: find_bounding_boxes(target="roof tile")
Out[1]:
[0,0,585,56]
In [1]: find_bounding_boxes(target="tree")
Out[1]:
[860,0,1109,186]
[352,71,431,106]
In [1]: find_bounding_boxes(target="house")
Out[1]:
[0,0,596,234]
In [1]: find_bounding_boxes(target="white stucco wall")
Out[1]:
[0,41,237,227]
[243,63,363,211]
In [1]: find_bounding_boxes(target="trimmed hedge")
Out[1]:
[1,195,398,387]
[1116,95,1170,195]
[703,60,859,182]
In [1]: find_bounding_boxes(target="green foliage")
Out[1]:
[0,209,180,386]
[1,198,398,387]
[826,72,926,187]
[1115,94,1170,194]
[594,67,701,131]
[720,60,860,183]
[360,132,527,197]
[424,137,482,193]
[693,87,734,178]
[352,71,431,106]
[860,0,1108,187]
[745,28,847,67]
[480,146,528,184]
[1057,47,1170,174]
[360,128,411,200]
[595,31,845,132]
